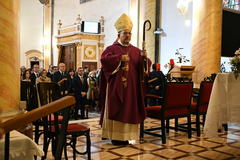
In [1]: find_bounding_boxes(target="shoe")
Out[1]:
[74,116,80,120]
[111,140,129,145]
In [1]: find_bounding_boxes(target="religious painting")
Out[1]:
[83,45,97,60]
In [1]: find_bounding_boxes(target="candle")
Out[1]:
[156,63,160,71]
[170,59,175,65]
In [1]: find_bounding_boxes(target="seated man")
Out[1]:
[147,63,166,105]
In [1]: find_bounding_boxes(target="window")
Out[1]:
[80,0,92,4]
[223,0,240,11]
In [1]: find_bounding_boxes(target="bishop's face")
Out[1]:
[119,29,132,45]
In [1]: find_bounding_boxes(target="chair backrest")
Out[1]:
[204,73,216,82]
[37,82,60,106]
[37,82,62,134]
[20,81,33,111]
[163,82,193,110]
[197,81,213,111]
[37,82,73,159]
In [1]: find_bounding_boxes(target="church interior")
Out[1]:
[0,0,240,159]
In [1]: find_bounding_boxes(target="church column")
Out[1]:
[191,0,222,84]
[43,0,52,70]
[76,42,82,68]
[143,0,156,63]
[0,0,20,115]
[98,42,104,69]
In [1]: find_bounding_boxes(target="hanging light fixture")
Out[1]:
[177,0,189,15]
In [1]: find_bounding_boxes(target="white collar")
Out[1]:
[118,40,129,47]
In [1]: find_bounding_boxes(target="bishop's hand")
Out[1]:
[121,55,129,62]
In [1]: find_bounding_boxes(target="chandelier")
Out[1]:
[177,0,190,15]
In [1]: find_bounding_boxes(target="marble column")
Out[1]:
[98,42,104,69]
[191,0,222,84]
[76,42,82,68]
[43,1,52,70]
[0,0,20,116]
[143,0,156,63]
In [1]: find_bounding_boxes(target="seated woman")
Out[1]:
[36,69,51,83]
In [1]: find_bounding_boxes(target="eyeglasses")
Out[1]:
[122,32,132,35]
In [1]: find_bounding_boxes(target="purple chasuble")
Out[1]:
[99,41,146,125]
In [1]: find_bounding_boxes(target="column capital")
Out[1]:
[75,42,82,48]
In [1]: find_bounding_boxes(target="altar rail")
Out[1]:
[0,96,76,160]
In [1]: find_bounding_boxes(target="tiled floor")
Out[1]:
[41,116,240,160]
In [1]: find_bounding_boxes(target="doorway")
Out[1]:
[30,61,39,68]
[59,44,76,71]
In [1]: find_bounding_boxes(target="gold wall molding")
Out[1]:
[83,45,97,60]
[75,42,82,49]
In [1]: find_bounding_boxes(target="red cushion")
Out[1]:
[145,105,189,117]
[51,124,89,132]
[190,102,208,113]
[145,94,161,99]
[67,124,89,132]
[165,108,189,117]
[48,115,63,122]
[145,105,162,117]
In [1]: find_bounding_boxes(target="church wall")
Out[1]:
[53,0,130,66]
[19,0,194,70]
[20,0,43,67]
[160,0,193,73]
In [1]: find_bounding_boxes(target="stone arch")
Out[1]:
[25,50,44,68]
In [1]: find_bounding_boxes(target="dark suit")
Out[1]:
[148,70,166,97]
[68,76,74,94]
[29,73,39,109]
[30,72,39,85]
[52,71,69,96]
[47,72,54,81]
[72,74,88,119]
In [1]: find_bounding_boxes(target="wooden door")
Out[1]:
[59,44,76,71]
[82,62,97,72]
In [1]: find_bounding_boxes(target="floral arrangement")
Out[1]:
[230,48,240,79]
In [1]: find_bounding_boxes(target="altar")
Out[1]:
[0,130,43,160]
[204,73,240,137]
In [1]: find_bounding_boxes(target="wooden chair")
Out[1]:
[141,82,193,144]
[64,124,91,160]
[37,82,91,160]
[190,81,213,136]
[20,81,47,146]
[37,82,62,159]
[20,81,34,111]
